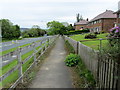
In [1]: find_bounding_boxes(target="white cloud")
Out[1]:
[0,0,119,28]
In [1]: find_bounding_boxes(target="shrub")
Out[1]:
[100,31,105,34]
[77,59,96,87]
[104,26,120,63]
[84,33,97,39]
[94,32,100,35]
[65,29,90,35]
[64,53,80,67]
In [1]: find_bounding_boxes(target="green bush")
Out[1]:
[64,53,80,67]
[94,32,100,35]
[100,31,105,34]
[85,33,97,39]
[65,29,90,35]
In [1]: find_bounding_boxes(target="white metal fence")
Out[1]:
[0,35,58,89]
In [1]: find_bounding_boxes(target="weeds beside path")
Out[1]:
[29,36,73,88]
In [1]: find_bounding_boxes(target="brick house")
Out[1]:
[114,9,120,26]
[87,10,117,33]
[74,20,88,30]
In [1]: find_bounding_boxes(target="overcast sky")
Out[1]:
[0,0,119,29]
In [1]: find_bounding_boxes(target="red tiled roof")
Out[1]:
[74,20,88,25]
[90,10,117,22]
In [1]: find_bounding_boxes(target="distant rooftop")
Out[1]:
[74,20,88,25]
[90,10,117,22]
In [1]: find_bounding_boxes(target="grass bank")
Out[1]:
[0,40,49,88]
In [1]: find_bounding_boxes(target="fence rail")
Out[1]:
[64,35,120,89]
[1,35,58,88]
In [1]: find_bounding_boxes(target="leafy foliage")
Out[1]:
[1,19,21,39]
[102,26,120,63]
[108,26,120,46]
[64,53,80,67]
[22,25,46,38]
[66,29,89,35]
[85,33,97,39]
[65,39,96,87]
[77,60,96,87]
[47,21,67,35]
[76,13,83,22]
[47,21,74,35]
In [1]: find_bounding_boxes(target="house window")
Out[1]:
[99,26,101,32]
[94,21,97,24]
[118,14,120,18]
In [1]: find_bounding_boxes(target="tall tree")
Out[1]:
[47,21,66,35]
[66,24,74,31]
[79,15,83,21]
[22,25,46,38]
[76,13,83,22]
[1,19,21,39]
[76,13,80,22]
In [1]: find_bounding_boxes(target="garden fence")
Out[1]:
[64,35,120,89]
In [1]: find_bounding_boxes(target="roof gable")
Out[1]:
[74,20,88,25]
[90,10,117,22]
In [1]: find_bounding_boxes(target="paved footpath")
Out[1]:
[29,36,73,88]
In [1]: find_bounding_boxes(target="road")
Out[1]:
[1,36,50,52]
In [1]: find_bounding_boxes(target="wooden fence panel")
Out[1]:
[80,42,98,80]
[64,35,120,89]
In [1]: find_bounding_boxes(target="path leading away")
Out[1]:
[29,36,73,88]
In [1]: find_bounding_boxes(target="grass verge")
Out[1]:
[1,59,18,76]
[1,57,34,88]
[64,38,96,88]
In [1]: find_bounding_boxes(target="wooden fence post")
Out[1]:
[18,47,23,83]
[76,41,79,54]
[47,38,49,46]
[117,65,120,89]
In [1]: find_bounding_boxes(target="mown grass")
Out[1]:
[1,50,34,76]
[21,50,34,61]
[1,59,18,76]
[1,44,43,77]
[22,57,34,73]
[0,70,19,88]
[1,57,34,88]
[1,43,32,55]
[70,33,108,50]
[1,39,42,56]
